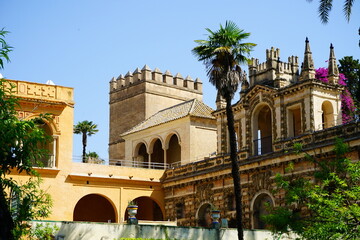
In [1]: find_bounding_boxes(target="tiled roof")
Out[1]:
[121,99,214,136]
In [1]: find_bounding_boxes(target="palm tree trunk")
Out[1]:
[0,182,14,240]
[225,95,243,240]
[82,133,87,163]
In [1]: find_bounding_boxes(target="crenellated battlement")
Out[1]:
[248,47,299,88]
[110,65,202,93]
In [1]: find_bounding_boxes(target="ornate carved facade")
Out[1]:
[160,39,360,229]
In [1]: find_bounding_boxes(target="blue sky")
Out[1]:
[1,0,359,161]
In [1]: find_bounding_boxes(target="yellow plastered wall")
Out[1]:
[7,79,165,223]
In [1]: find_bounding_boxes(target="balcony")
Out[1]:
[92,157,170,170]
[253,136,272,156]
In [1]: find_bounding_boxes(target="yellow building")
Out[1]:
[7,79,166,224]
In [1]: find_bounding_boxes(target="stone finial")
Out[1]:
[194,78,202,92]
[133,67,142,82]
[327,44,339,84]
[174,73,184,86]
[163,70,173,83]
[300,37,315,80]
[184,75,194,89]
[141,64,152,81]
[152,67,162,82]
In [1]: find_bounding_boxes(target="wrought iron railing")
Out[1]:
[253,136,272,156]
[106,158,169,170]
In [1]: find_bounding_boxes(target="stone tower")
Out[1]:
[109,65,203,163]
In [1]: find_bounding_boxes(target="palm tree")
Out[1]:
[73,120,99,163]
[306,0,356,23]
[192,21,255,240]
[0,28,12,70]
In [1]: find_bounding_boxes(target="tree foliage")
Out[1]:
[85,151,104,164]
[0,30,52,240]
[306,0,357,23]
[315,67,356,123]
[339,56,360,113]
[264,138,360,239]
[0,28,12,70]
[192,21,255,240]
[0,80,53,239]
[73,120,99,163]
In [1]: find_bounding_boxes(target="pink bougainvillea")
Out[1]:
[315,67,329,83]
[315,68,355,124]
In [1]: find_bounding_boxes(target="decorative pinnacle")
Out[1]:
[305,37,311,54]
[185,75,193,81]
[142,64,151,71]
[117,74,124,80]
[328,43,339,82]
[133,67,141,74]
[175,73,183,78]
[164,70,172,76]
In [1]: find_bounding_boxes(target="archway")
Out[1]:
[73,194,117,223]
[253,105,272,155]
[166,134,181,166]
[134,142,149,167]
[322,101,334,129]
[151,139,164,168]
[35,120,56,168]
[124,196,163,221]
[197,203,212,227]
[252,193,273,229]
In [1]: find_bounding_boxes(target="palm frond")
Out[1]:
[343,0,354,22]
[318,0,333,24]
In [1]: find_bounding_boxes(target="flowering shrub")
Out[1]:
[315,67,329,83]
[315,68,355,123]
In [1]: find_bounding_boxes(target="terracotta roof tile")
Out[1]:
[121,99,214,136]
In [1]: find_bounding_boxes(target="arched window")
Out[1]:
[321,101,334,129]
[134,142,148,168]
[166,134,181,166]
[253,105,272,156]
[252,193,273,229]
[197,203,212,227]
[151,139,164,169]
[34,120,57,168]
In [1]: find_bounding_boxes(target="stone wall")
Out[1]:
[32,221,296,240]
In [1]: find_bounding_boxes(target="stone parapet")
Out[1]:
[109,65,202,94]
[4,79,74,106]
[248,47,299,87]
